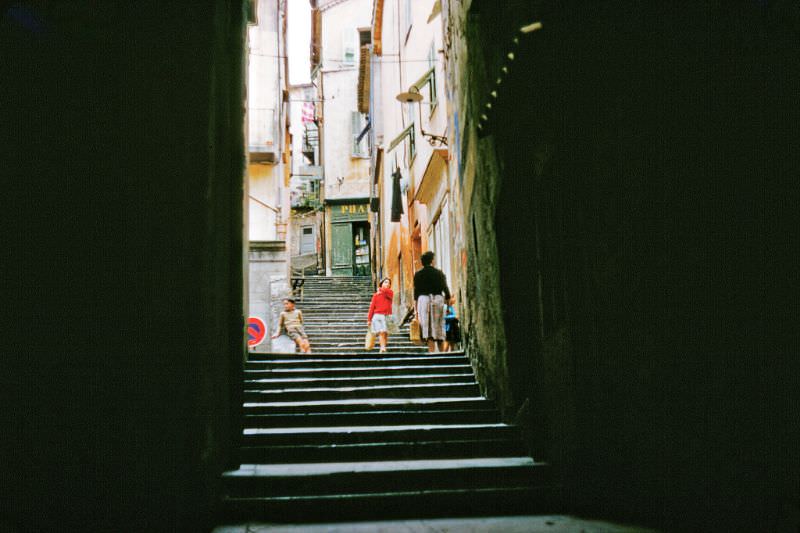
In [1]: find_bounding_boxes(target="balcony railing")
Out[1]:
[291,187,321,209]
[248,107,276,162]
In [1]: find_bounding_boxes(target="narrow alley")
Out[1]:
[3,1,796,533]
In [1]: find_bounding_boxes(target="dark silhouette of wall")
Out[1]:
[2,2,247,531]
[459,1,798,531]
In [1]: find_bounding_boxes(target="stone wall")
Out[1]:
[248,241,289,352]
[444,0,797,531]
[2,2,248,531]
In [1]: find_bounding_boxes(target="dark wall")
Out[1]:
[2,2,247,531]
[464,1,797,531]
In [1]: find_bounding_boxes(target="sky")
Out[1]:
[287,0,311,85]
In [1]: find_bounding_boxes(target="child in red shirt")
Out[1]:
[367,278,394,353]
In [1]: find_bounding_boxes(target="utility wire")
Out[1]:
[250,51,443,64]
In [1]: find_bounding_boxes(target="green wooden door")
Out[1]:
[331,223,354,276]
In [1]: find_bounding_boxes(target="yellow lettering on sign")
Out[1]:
[358,205,366,213]
[349,205,356,213]
[340,206,347,213]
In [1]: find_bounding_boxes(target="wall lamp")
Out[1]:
[395,67,448,147]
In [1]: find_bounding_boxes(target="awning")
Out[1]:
[413,149,449,205]
[388,123,414,152]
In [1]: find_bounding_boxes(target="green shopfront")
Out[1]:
[326,198,370,277]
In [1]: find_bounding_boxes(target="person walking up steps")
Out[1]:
[443,296,461,352]
[367,277,394,353]
[413,251,451,353]
[271,297,311,353]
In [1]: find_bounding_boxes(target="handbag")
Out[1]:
[386,314,400,335]
[409,317,423,345]
[364,328,376,350]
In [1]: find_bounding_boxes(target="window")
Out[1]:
[359,29,371,47]
[427,44,438,115]
[387,123,414,162]
[351,111,370,157]
[406,124,416,162]
[342,28,356,66]
[403,104,416,162]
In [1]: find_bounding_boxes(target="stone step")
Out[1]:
[302,336,420,342]
[302,330,415,336]
[248,350,466,361]
[243,374,475,390]
[299,297,373,300]
[301,339,421,346]
[302,323,408,328]
[302,342,424,349]
[223,484,552,522]
[293,297,374,301]
[246,355,468,368]
[305,348,431,355]
[301,342,422,349]
[242,407,500,428]
[292,306,374,311]
[239,436,527,463]
[300,285,372,289]
[243,382,480,402]
[244,364,473,379]
[261,350,431,357]
[240,423,518,446]
[222,457,545,498]
[301,318,399,323]
[241,397,494,415]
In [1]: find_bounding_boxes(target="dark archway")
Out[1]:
[467,1,798,530]
[3,3,248,531]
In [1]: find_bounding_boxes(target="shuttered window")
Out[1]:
[342,28,356,66]
[351,111,370,157]
[427,44,438,115]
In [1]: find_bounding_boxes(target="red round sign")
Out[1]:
[247,317,266,347]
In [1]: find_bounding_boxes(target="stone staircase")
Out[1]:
[221,276,551,522]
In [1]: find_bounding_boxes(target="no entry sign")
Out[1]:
[247,317,266,347]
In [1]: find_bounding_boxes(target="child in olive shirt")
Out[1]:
[271,298,311,353]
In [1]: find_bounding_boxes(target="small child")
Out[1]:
[271,297,311,353]
[443,296,461,352]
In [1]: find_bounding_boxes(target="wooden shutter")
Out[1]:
[357,45,371,114]
[311,8,321,68]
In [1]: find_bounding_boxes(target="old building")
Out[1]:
[368,0,458,317]
[288,83,324,275]
[246,0,292,331]
[313,0,374,276]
